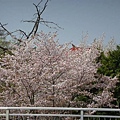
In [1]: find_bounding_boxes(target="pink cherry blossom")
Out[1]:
[0,32,118,108]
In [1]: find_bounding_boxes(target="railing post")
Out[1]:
[80,110,84,120]
[6,109,9,120]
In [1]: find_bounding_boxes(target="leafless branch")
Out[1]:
[0,0,62,42]
[18,29,28,38]
[23,20,35,23]
[37,0,43,6]
[39,0,48,15]
[26,0,49,39]
[23,0,63,38]
[0,22,22,42]
[41,20,64,30]
[23,19,63,30]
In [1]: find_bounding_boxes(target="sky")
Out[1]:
[0,0,120,46]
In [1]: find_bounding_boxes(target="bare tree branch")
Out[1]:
[0,0,62,42]
[18,29,28,38]
[27,0,49,38]
[39,0,48,15]
[23,19,63,30]
[0,22,22,42]
[37,0,43,6]
[40,20,64,30]
[23,0,63,38]
[23,20,35,23]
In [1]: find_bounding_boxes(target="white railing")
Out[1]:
[0,107,120,120]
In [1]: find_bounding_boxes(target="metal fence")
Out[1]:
[0,107,120,120]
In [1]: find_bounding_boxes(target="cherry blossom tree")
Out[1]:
[0,32,118,109]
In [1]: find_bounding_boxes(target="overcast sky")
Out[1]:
[0,0,120,46]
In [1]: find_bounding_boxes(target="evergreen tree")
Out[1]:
[97,45,120,107]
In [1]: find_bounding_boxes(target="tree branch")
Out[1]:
[40,20,64,30]
[23,0,63,38]
[0,22,22,42]
[18,29,28,38]
[26,1,49,39]
[0,0,62,42]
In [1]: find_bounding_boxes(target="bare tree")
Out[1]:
[0,0,62,42]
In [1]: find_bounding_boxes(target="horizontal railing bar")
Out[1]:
[8,114,120,118]
[0,107,120,119]
[84,115,120,118]
[0,107,120,111]
[9,114,81,117]
[0,113,120,118]
[0,114,6,116]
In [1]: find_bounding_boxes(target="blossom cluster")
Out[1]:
[0,32,118,108]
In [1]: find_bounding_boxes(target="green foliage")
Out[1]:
[97,45,120,77]
[0,29,12,57]
[74,95,90,102]
[0,30,6,55]
[0,82,5,93]
[0,42,13,57]
[97,45,120,108]
[90,87,102,95]
[0,39,11,56]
